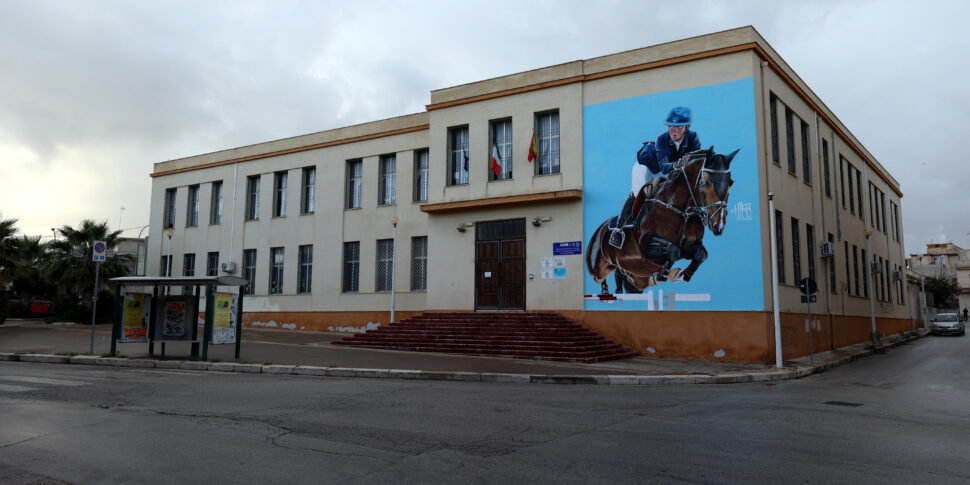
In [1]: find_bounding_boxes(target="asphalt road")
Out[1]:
[1,334,968,484]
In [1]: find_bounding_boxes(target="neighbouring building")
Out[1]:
[146,26,913,363]
[908,242,969,314]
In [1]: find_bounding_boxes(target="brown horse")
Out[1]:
[586,147,738,294]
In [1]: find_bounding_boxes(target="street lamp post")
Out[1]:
[390,216,399,324]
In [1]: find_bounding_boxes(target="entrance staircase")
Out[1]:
[331,312,636,363]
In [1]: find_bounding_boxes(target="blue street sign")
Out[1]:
[553,241,582,255]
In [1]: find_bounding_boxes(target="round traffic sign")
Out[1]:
[94,242,106,254]
[799,277,817,295]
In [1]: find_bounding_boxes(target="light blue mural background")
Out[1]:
[583,77,764,311]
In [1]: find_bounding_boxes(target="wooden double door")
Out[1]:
[475,219,525,310]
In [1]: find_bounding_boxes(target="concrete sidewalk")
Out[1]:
[0,318,928,385]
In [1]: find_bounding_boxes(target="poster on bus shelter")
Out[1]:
[582,77,764,311]
[153,295,195,341]
[211,293,238,345]
[120,293,151,342]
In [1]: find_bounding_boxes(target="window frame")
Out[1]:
[410,236,428,291]
[210,181,223,224]
[770,94,779,164]
[535,110,560,176]
[246,175,260,220]
[375,238,394,293]
[298,244,312,294]
[186,185,200,227]
[785,107,796,174]
[273,171,287,218]
[413,149,429,202]
[164,188,176,229]
[489,118,513,181]
[447,126,469,186]
[775,210,785,285]
[301,167,316,215]
[346,159,362,209]
[243,249,257,295]
[269,247,284,295]
[378,154,397,206]
[342,241,360,293]
[791,217,801,283]
[800,120,811,184]
[822,140,831,198]
[206,251,219,277]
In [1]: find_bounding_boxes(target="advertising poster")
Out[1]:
[212,293,237,345]
[154,295,195,341]
[583,78,763,311]
[121,293,150,342]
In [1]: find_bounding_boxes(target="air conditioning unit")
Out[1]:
[870,262,882,273]
[892,270,902,281]
[819,242,834,258]
[220,261,237,273]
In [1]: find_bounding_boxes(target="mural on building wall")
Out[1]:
[583,78,763,311]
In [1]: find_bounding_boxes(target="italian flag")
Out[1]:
[491,141,503,177]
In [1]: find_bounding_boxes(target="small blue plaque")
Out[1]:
[553,241,582,255]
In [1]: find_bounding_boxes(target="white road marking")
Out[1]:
[0,376,88,387]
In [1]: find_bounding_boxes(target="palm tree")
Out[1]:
[45,220,133,313]
[10,235,52,308]
[0,214,19,290]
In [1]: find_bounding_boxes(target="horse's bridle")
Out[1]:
[659,156,730,231]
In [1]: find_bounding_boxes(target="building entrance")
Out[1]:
[475,219,525,310]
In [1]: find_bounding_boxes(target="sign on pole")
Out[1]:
[799,277,817,365]
[92,240,107,262]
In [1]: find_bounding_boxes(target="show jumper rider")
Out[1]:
[608,106,701,249]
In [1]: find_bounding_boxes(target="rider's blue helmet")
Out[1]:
[664,106,692,126]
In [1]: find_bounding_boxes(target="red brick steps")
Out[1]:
[331,312,636,363]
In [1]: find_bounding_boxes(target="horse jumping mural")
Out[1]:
[586,147,739,294]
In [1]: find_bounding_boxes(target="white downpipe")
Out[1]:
[769,193,783,368]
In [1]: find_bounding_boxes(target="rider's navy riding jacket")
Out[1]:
[637,129,701,175]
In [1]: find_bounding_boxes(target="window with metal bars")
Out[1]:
[853,245,859,296]
[210,181,223,224]
[379,154,396,205]
[806,224,816,283]
[775,210,785,284]
[410,236,427,291]
[269,247,284,294]
[243,249,256,295]
[791,217,801,282]
[301,167,315,214]
[536,111,560,175]
[273,171,287,217]
[346,160,362,209]
[342,242,359,293]
[186,185,199,227]
[413,150,428,202]
[206,252,219,277]
[448,126,469,185]
[828,233,837,294]
[375,239,394,292]
[298,245,312,294]
[489,119,512,181]
[861,248,868,297]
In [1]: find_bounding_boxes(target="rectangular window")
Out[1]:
[770,94,779,164]
[301,167,315,214]
[844,242,851,295]
[785,108,796,174]
[861,248,868,298]
[182,253,195,295]
[410,236,428,291]
[839,157,846,208]
[856,171,863,220]
[375,239,394,292]
[847,164,855,213]
[273,171,287,217]
[806,224,816,283]
[891,202,900,242]
[379,154,396,205]
[346,159,362,209]
[869,185,876,230]
[822,140,831,198]
[775,210,785,285]
[342,242,360,293]
[269,247,284,294]
[246,175,260,220]
[853,245,860,296]
[880,193,887,236]
[210,181,223,224]
[879,257,886,301]
[413,149,429,202]
[536,111,560,175]
[298,245,312,294]
[164,188,176,228]
[206,251,219,277]
[791,217,801,283]
[828,233,837,294]
[186,185,199,227]
[801,121,811,184]
[160,255,172,277]
[490,119,513,180]
[448,126,469,185]
[243,249,257,295]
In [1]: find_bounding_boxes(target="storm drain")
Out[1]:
[824,401,863,407]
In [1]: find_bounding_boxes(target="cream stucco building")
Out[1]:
[147,27,914,363]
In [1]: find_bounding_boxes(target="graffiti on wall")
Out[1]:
[583,78,763,311]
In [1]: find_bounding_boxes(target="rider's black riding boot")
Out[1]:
[609,194,636,248]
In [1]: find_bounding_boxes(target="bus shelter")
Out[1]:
[107,276,248,360]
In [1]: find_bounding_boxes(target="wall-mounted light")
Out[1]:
[531,216,552,227]
[531,218,541,227]
[456,225,466,233]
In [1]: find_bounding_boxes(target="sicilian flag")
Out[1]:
[490,141,503,177]
[528,132,538,163]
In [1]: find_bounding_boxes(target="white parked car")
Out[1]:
[930,313,965,336]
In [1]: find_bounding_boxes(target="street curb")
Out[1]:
[0,331,927,385]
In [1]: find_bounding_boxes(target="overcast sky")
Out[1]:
[1,0,967,256]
